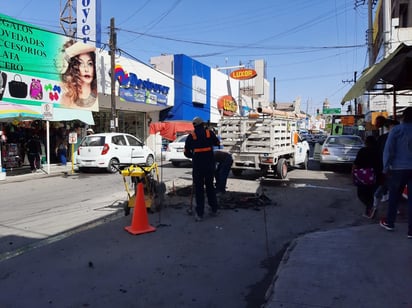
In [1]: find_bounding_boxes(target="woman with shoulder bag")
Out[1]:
[352,135,380,219]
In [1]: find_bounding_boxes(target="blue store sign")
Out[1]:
[115,65,169,106]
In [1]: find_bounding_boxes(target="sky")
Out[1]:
[1,0,373,114]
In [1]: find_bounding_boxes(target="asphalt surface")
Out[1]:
[1,165,411,308]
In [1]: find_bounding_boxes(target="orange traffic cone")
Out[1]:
[125,181,156,235]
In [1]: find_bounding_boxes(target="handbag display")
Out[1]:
[30,79,43,100]
[8,74,28,98]
[0,71,7,100]
[353,167,376,186]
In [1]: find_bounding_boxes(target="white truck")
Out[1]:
[218,111,310,178]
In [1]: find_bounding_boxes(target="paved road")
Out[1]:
[0,161,374,307]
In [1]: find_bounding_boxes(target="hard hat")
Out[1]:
[192,116,204,126]
[86,128,94,134]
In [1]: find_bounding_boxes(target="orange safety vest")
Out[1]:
[191,129,212,153]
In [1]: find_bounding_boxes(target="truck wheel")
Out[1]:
[232,169,243,176]
[276,158,288,179]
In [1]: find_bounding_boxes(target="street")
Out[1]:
[0,159,371,307]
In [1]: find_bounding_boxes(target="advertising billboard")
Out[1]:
[0,14,99,112]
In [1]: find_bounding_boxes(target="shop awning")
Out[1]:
[149,121,194,141]
[341,43,412,104]
[30,105,94,124]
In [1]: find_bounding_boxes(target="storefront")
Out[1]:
[0,13,175,171]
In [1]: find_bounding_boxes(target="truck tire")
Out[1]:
[232,169,243,176]
[276,158,288,179]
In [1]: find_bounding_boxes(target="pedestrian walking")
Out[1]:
[184,117,220,221]
[352,135,380,218]
[26,133,42,172]
[380,107,412,238]
[55,139,68,166]
[374,118,399,209]
[214,150,233,194]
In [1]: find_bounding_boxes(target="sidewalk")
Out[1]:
[264,223,412,307]
[0,163,74,182]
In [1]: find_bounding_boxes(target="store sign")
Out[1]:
[76,0,101,46]
[217,95,237,116]
[341,116,355,126]
[0,14,99,111]
[230,68,257,80]
[192,75,206,104]
[114,65,169,106]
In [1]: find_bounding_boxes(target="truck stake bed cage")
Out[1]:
[218,114,309,178]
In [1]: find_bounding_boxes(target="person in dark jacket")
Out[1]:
[184,117,220,221]
[380,107,412,237]
[352,135,380,218]
[214,150,233,194]
[26,133,42,172]
[374,119,399,207]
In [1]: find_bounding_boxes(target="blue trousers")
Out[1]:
[215,155,233,193]
[385,169,412,233]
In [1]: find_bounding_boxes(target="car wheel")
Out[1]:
[171,161,181,167]
[146,154,154,166]
[107,158,119,173]
[276,158,288,179]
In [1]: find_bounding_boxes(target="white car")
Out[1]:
[76,132,155,173]
[165,134,192,167]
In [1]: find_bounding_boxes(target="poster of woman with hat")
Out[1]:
[59,39,98,110]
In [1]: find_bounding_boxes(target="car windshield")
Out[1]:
[326,136,363,146]
[80,136,105,146]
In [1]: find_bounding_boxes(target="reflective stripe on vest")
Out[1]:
[191,129,211,140]
[191,129,212,153]
[194,146,212,153]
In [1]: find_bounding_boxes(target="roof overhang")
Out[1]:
[341,43,412,104]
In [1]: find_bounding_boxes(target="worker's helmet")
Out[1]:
[192,116,204,126]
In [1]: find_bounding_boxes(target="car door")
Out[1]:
[111,134,130,164]
[125,134,146,164]
[294,135,309,165]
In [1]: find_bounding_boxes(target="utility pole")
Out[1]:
[109,18,117,132]
[354,71,358,115]
[367,0,374,66]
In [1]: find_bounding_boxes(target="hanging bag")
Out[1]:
[8,74,28,98]
[0,71,7,100]
[352,167,376,186]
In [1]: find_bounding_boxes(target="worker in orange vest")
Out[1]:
[184,116,220,221]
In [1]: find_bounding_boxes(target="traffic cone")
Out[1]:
[125,181,156,235]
